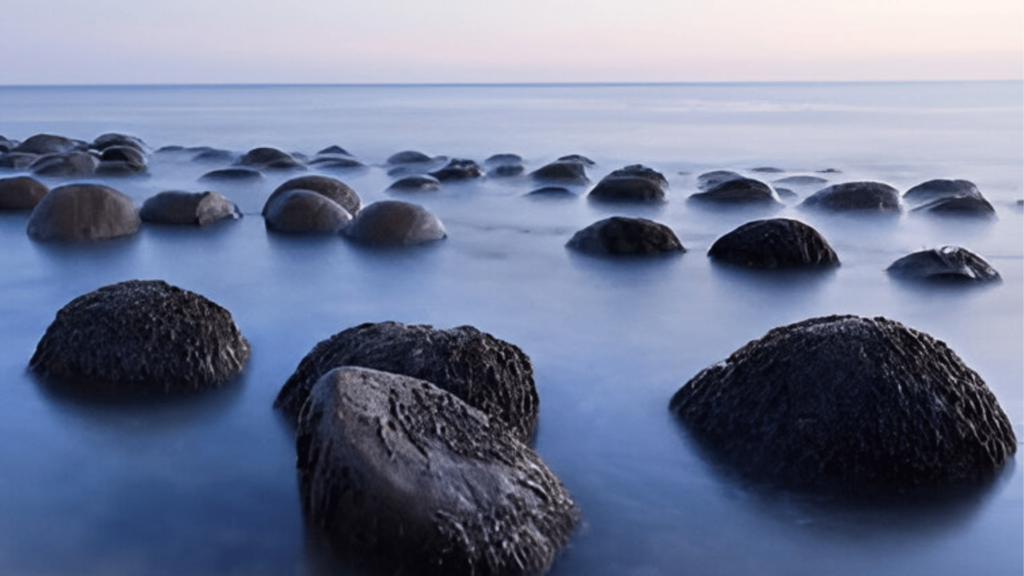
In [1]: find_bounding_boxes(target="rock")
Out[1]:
[530,160,590,185]
[0,152,39,170]
[14,133,86,155]
[707,218,839,268]
[296,366,578,576]
[800,181,902,213]
[773,175,829,187]
[316,145,352,157]
[140,190,241,226]
[910,194,996,218]
[91,133,147,153]
[490,164,525,177]
[95,145,148,175]
[688,177,781,205]
[587,164,667,202]
[263,189,352,234]
[750,166,784,173]
[192,148,238,163]
[199,167,264,182]
[525,186,575,198]
[26,183,140,241]
[566,216,684,255]
[886,246,1000,282]
[30,152,98,178]
[557,154,594,166]
[903,179,983,205]
[263,175,361,216]
[308,156,365,170]
[0,135,15,153]
[774,187,798,200]
[344,200,446,246]
[696,170,743,191]
[485,153,523,166]
[30,280,250,396]
[387,175,442,193]
[238,147,304,170]
[387,150,435,165]
[430,158,483,182]
[669,315,1017,491]
[0,176,49,210]
[274,321,537,441]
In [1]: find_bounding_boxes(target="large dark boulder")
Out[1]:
[430,158,483,182]
[14,133,86,155]
[0,176,48,210]
[910,194,996,218]
[903,179,983,205]
[274,321,538,442]
[566,216,684,255]
[695,170,743,191]
[886,246,1000,282]
[263,175,361,216]
[30,280,251,397]
[344,200,446,246]
[530,160,590,185]
[296,366,578,576]
[237,147,304,170]
[386,150,435,165]
[587,164,667,202]
[688,177,781,205]
[140,190,241,226]
[263,189,352,234]
[91,133,147,153]
[26,183,140,241]
[707,218,839,268]
[95,145,148,175]
[30,152,98,178]
[669,315,1017,492]
[800,181,902,213]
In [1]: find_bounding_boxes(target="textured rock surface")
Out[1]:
[296,366,578,576]
[903,179,983,204]
[566,216,684,255]
[696,170,744,190]
[30,280,251,396]
[707,218,839,268]
[140,190,240,226]
[669,315,1017,491]
[0,176,48,210]
[26,183,140,241]
[344,200,446,246]
[800,181,902,212]
[387,174,442,193]
[886,246,1000,282]
[530,160,590,185]
[275,321,538,441]
[263,175,361,216]
[430,158,484,181]
[588,164,667,202]
[689,177,781,205]
[910,194,996,218]
[263,189,352,234]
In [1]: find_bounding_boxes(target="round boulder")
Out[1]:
[14,133,85,155]
[296,366,578,576]
[688,177,781,205]
[903,179,983,205]
[344,200,446,246]
[910,194,996,218]
[95,145,148,175]
[696,170,743,191]
[707,218,839,268]
[91,133,147,153]
[800,181,902,213]
[263,175,361,216]
[886,245,1000,282]
[30,152,98,178]
[274,321,538,441]
[430,158,483,182]
[530,160,590,185]
[387,150,435,165]
[140,190,241,226]
[566,216,684,255]
[199,167,263,182]
[387,175,442,193]
[238,146,304,170]
[669,315,1017,491]
[30,279,251,396]
[263,189,352,234]
[587,164,667,202]
[0,176,49,210]
[26,183,140,241]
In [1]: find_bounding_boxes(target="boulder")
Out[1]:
[886,246,1000,282]
[0,152,39,170]
[485,154,525,177]
[316,145,352,157]
[30,152,98,178]
[344,200,446,246]
[800,181,901,213]
[587,164,667,202]
[910,195,996,218]
[566,216,684,255]
[485,153,523,166]
[669,315,1016,491]
[387,175,442,193]
[773,175,829,187]
[140,190,241,226]
[199,167,263,182]
[29,279,251,396]
[0,176,49,210]
[91,133,147,153]
[750,166,784,174]
[263,175,361,216]
[387,150,435,165]
[707,218,839,268]
[688,177,781,205]
[903,179,983,205]
[26,183,140,241]
[263,189,352,234]
[308,156,365,170]
[525,186,576,198]
[696,170,743,191]
[530,160,590,185]
[296,366,578,576]
[274,321,538,441]
[14,133,85,155]
[557,154,594,166]
[238,147,304,170]
[430,158,484,182]
[192,148,238,163]
[95,145,148,175]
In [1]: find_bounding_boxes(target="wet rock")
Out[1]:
[263,189,352,234]
[91,133,147,153]
[199,167,264,182]
[774,187,798,200]
[317,145,352,157]
[308,156,365,170]
[140,190,241,226]
[95,145,148,175]
[430,158,483,182]
[587,164,667,202]
[387,150,435,165]
[689,177,781,205]
[0,152,39,170]
[238,146,304,170]
[910,194,997,218]
[750,166,784,173]
[14,133,86,155]
[903,179,983,205]
[30,279,251,396]
[192,148,238,163]
[485,153,523,166]
[567,216,684,255]
[525,186,575,198]
[296,366,578,576]
[26,183,140,241]
[558,154,594,165]
[708,218,839,268]
[0,135,15,153]
[0,176,49,210]
[800,181,902,213]
[886,246,1000,282]
[490,164,525,177]
[264,175,361,216]
[669,315,1017,491]
[387,175,442,193]
[344,200,446,246]
[696,170,743,191]
[774,175,829,187]
[274,321,538,441]
[30,152,98,178]
[530,160,590,185]
[484,154,525,177]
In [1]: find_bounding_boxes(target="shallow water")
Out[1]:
[0,82,1021,576]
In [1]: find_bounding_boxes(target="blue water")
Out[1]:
[0,82,1021,576]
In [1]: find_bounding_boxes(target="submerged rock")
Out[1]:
[140,190,241,226]
[26,183,140,241]
[199,167,263,182]
[430,158,483,182]
[387,150,435,165]
[264,175,361,216]
[263,189,352,234]
[344,200,445,246]
[91,133,148,153]
[530,160,590,185]
[903,179,983,205]
[669,315,1016,491]
[708,218,839,268]
[886,246,1000,282]
[910,195,996,218]
[14,133,86,155]
[566,216,684,255]
[774,175,829,187]
[688,177,781,205]
[30,151,98,178]
[0,176,49,210]
[587,164,667,202]
[696,170,743,191]
[238,147,304,170]
[95,145,148,175]
[296,366,578,576]
[387,174,442,193]
[525,186,576,198]
[800,181,902,213]
[30,279,251,396]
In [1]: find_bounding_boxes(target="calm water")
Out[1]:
[0,82,1021,576]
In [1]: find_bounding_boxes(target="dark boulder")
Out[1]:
[587,164,668,202]
[0,176,49,210]
[192,148,238,163]
[274,321,538,442]
[91,133,147,153]
[669,315,1016,492]
[0,152,38,170]
[688,177,781,205]
[263,189,352,234]
[557,154,594,166]
[14,133,86,155]
[238,146,304,170]
[263,175,361,216]
[30,152,98,178]
[530,160,590,185]
[485,153,523,166]
[387,150,435,165]
[773,175,829,187]
[430,158,484,182]
[344,200,446,246]
[296,366,578,576]
[140,190,241,226]
[800,181,902,213]
[910,195,996,218]
[26,183,140,241]
[308,156,365,170]
[886,245,1000,282]
[387,175,442,193]
[526,186,576,198]
[750,166,784,173]
[707,218,839,268]
[903,179,983,205]
[0,135,14,153]
[199,167,264,182]
[566,216,684,255]
[95,145,148,175]
[696,170,743,191]
[316,145,352,157]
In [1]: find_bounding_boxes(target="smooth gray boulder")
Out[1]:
[274,321,538,441]
[430,158,483,181]
[14,133,85,155]
[670,315,1016,491]
[344,200,445,246]
[708,218,839,268]
[91,133,147,153]
[910,194,996,218]
[263,175,361,216]
[30,279,251,396]
[199,167,263,182]
[689,177,781,205]
[903,179,983,205]
[237,146,304,170]
[588,164,668,202]
[387,175,442,193]
[387,150,434,165]
[95,145,148,175]
[296,366,578,576]
[26,183,140,241]
[773,175,829,187]
[530,160,590,185]
[0,176,48,210]
[886,245,1000,282]
[800,181,902,213]
[566,216,684,255]
[140,190,241,226]
[696,170,743,191]
[263,189,352,234]
[30,152,98,178]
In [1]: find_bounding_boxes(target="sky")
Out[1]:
[0,0,1021,85]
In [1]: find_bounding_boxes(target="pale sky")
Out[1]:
[1,0,1021,84]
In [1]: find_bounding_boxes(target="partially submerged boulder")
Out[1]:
[696,170,743,191]
[707,218,839,268]
[297,366,578,576]
[430,158,483,182]
[911,195,996,218]
[14,133,85,156]
[387,175,442,193]
[689,177,781,205]
[263,175,361,216]
[30,280,251,396]
[263,189,352,234]
[274,321,538,441]
[903,179,983,205]
[344,200,445,246]
[0,176,48,210]
[238,146,304,171]
[530,160,590,185]
[670,315,1016,491]
[588,165,667,202]
[566,216,684,255]
[140,190,240,226]
[26,183,140,241]
[886,245,1000,282]
[800,181,902,213]
[30,151,98,178]
[199,167,263,182]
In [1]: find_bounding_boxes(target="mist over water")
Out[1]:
[0,82,1021,576]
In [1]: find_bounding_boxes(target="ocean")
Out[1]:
[0,82,1021,576]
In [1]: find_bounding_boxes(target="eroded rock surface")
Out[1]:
[707,218,839,268]
[886,246,1000,282]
